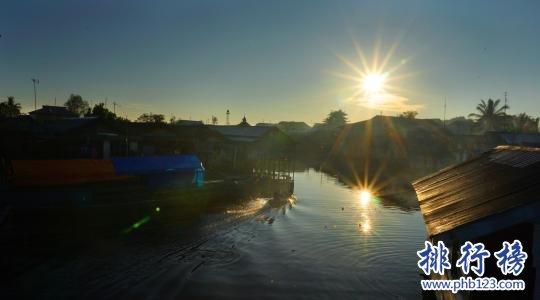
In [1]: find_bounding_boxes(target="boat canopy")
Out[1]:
[9,155,204,187]
[111,155,203,175]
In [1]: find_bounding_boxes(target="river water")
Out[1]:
[2,170,427,299]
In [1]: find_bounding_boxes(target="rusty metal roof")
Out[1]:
[412,146,540,237]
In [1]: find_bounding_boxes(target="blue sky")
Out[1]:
[1,0,539,124]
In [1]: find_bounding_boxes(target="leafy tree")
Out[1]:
[468,98,509,132]
[323,109,348,128]
[399,110,418,119]
[86,103,117,120]
[64,94,89,116]
[211,115,218,125]
[136,113,165,123]
[0,96,22,118]
[512,113,539,133]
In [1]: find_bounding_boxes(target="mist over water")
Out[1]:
[3,170,427,299]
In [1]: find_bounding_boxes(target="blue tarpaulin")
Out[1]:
[111,155,204,175]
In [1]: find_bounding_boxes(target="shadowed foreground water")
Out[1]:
[2,170,427,299]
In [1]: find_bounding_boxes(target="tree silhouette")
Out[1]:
[468,99,509,132]
[136,113,165,123]
[0,96,21,118]
[399,110,418,119]
[64,94,89,116]
[0,96,22,118]
[86,103,117,120]
[323,110,348,128]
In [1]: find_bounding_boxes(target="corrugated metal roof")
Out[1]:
[489,148,540,167]
[412,146,540,237]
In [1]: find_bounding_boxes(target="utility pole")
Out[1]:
[504,92,508,114]
[443,97,447,128]
[504,91,509,131]
[31,78,39,110]
[113,102,120,115]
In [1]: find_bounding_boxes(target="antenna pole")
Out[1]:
[504,92,508,114]
[31,78,39,110]
[443,97,447,128]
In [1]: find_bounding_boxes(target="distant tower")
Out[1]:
[443,97,447,128]
[226,109,230,125]
[504,91,509,131]
[504,92,508,114]
[31,78,39,110]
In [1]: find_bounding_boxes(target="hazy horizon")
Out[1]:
[1,0,539,124]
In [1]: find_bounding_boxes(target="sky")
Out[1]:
[1,0,539,124]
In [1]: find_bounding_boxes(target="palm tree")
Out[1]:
[0,96,22,118]
[468,99,509,132]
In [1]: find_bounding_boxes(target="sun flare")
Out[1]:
[331,40,422,113]
[361,73,387,94]
[359,190,372,206]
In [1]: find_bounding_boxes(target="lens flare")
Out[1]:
[330,39,423,113]
[361,73,387,94]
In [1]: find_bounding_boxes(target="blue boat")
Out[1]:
[0,155,293,235]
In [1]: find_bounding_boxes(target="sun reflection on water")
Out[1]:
[359,219,371,233]
[359,189,372,207]
[356,189,375,235]
[226,198,269,216]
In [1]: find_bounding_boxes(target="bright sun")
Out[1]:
[361,73,387,94]
[359,190,372,206]
[331,41,420,112]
